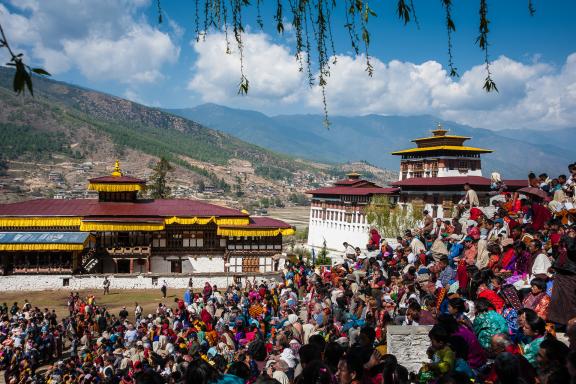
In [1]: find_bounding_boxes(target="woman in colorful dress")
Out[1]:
[472,298,509,350]
[521,311,547,367]
[522,277,551,320]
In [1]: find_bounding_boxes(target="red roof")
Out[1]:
[392,176,527,188]
[333,178,376,187]
[89,175,146,184]
[306,186,399,196]
[246,217,292,229]
[81,217,165,223]
[0,199,247,218]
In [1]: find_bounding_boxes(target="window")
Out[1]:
[152,232,166,247]
[183,231,204,247]
[167,231,183,248]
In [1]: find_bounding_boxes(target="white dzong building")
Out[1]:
[305,173,397,253]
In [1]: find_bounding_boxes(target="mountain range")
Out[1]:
[167,103,576,179]
[0,67,364,205]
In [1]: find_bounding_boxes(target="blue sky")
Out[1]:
[0,0,575,130]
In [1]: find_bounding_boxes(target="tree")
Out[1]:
[197,179,205,193]
[0,158,7,176]
[289,193,311,206]
[315,239,331,266]
[149,157,174,199]
[234,175,244,197]
[365,195,423,238]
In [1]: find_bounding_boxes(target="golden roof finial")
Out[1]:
[432,122,448,137]
[111,160,123,177]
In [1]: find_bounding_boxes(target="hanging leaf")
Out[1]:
[528,0,536,16]
[238,76,249,95]
[24,70,33,96]
[157,0,163,23]
[483,76,499,93]
[442,0,458,78]
[397,0,411,25]
[31,68,51,76]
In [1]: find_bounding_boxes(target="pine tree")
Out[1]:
[149,157,173,199]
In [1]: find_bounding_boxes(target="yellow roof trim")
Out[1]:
[391,145,493,155]
[80,222,165,232]
[0,217,82,228]
[0,243,86,251]
[412,135,470,142]
[88,183,144,192]
[217,227,294,237]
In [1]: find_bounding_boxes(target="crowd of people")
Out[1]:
[1,167,576,384]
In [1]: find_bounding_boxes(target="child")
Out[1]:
[425,325,456,376]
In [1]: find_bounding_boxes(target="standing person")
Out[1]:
[160,280,168,298]
[464,183,480,207]
[134,302,143,321]
[422,210,434,235]
[103,276,110,295]
[119,306,129,321]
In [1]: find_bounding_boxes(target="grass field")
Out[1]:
[0,289,189,320]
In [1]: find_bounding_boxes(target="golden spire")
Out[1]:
[432,123,448,137]
[111,160,123,177]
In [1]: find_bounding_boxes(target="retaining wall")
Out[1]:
[0,272,282,292]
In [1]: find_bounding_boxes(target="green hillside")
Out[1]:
[0,67,311,186]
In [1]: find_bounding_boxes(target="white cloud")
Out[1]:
[0,0,178,84]
[63,25,178,83]
[188,30,576,130]
[188,32,307,110]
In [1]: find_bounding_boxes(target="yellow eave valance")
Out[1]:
[165,216,249,226]
[0,217,82,228]
[88,183,144,192]
[217,227,295,237]
[391,145,493,155]
[0,243,86,251]
[412,135,470,142]
[79,222,165,232]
